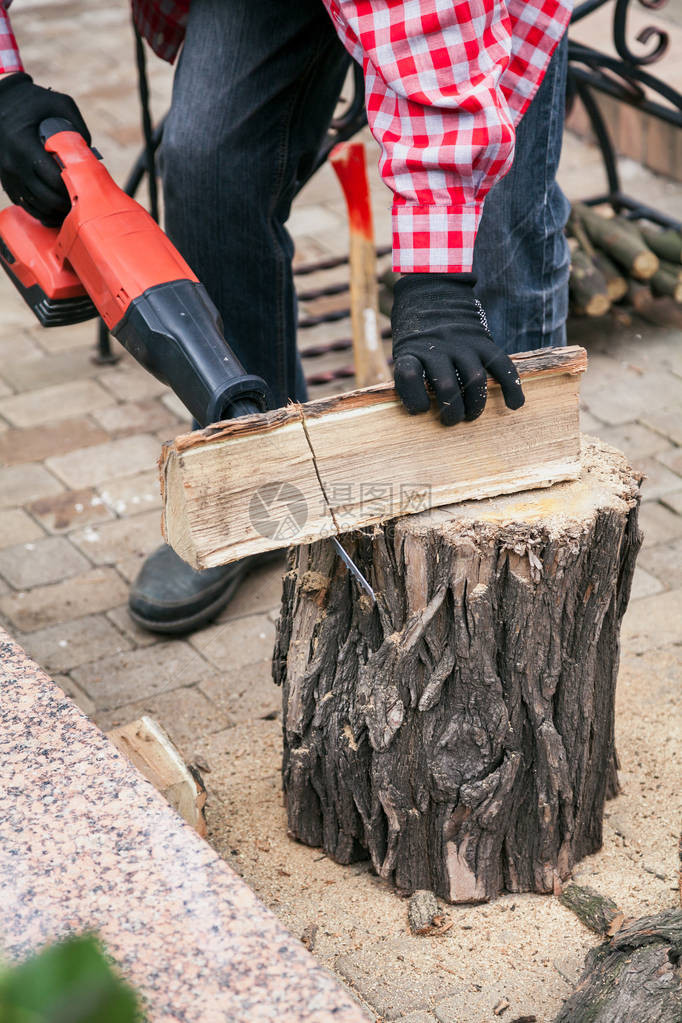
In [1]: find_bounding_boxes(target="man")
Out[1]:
[0,0,572,633]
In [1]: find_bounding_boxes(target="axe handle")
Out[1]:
[330,141,391,388]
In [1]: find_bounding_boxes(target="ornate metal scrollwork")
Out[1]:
[567,0,682,226]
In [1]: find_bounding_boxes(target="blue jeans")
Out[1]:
[162,0,570,413]
[474,32,571,353]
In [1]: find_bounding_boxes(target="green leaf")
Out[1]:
[0,934,141,1023]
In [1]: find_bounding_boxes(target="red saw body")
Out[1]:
[0,118,268,426]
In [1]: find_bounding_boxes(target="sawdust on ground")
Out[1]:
[192,635,680,1023]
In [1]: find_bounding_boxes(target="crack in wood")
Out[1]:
[300,411,341,537]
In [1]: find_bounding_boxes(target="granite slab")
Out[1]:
[0,629,368,1022]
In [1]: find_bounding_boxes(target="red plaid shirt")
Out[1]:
[1,0,571,272]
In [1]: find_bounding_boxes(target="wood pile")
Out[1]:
[378,207,682,328]
[567,204,682,321]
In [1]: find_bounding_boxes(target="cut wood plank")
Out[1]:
[106,716,207,836]
[160,346,587,570]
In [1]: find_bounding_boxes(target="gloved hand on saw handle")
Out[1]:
[391,273,525,426]
[0,72,91,227]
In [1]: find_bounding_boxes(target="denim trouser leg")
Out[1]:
[161,0,349,411]
[473,33,571,355]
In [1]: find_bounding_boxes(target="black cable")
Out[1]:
[133,18,159,222]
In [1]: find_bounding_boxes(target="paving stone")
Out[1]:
[595,422,672,461]
[0,348,108,392]
[579,409,605,434]
[52,674,96,717]
[70,510,161,565]
[214,557,286,623]
[28,488,114,534]
[661,490,682,515]
[657,446,682,475]
[160,391,190,422]
[629,565,664,600]
[0,326,42,362]
[0,418,109,466]
[154,427,180,447]
[638,537,682,590]
[0,536,91,589]
[0,464,63,509]
[114,555,147,584]
[621,588,682,654]
[198,659,279,723]
[639,501,682,547]
[335,942,458,1021]
[433,988,543,1023]
[96,470,162,515]
[32,319,100,355]
[188,613,276,671]
[0,379,114,428]
[93,684,231,750]
[71,641,211,710]
[635,457,682,501]
[0,567,128,632]
[288,203,345,239]
[0,509,45,548]
[580,357,681,427]
[46,434,161,488]
[106,605,159,647]
[97,368,168,402]
[640,407,682,446]
[394,1013,438,1023]
[92,399,181,438]
[19,614,132,673]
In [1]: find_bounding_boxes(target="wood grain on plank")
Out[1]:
[160,346,587,569]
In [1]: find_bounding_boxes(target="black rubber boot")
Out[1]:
[128,543,278,635]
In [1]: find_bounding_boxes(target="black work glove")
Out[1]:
[0,72,91,227]
[391,272,525,426]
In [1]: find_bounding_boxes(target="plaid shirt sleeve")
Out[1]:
[322,0,572,273]
[0,1,23,74]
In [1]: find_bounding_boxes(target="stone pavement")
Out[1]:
[1,4,680,1022]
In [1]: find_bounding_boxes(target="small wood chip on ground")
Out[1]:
[558,883,624,936]
[107,716,207,836]
[300,923,318,952]
[407,890,439,934]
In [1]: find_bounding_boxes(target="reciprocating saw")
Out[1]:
[0,117,376,598]
[0,118,269,427]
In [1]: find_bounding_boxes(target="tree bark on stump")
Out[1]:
[554,910,682,1022]
[274,438,642,903]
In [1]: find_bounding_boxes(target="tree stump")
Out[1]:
[274,438,642,903]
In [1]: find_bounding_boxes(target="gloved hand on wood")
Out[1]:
[391,272,525,426]
[0,72,91,227]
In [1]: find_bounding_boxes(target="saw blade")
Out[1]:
[331,536,376,603]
